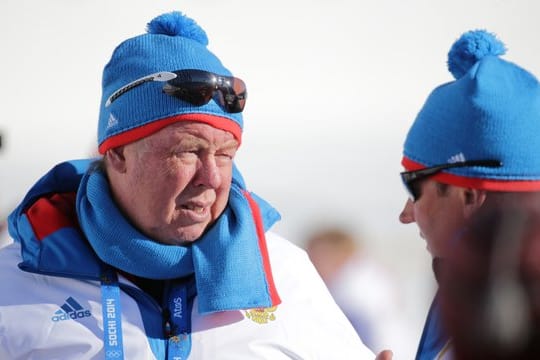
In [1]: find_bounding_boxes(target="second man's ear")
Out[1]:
[463,188,487,218]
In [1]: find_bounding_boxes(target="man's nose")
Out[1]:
[399,198,415,224]
[194,156,222,189]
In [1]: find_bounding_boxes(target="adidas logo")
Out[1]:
[107,113,119,130]
[51,296,92,322]
[448,152,466,163]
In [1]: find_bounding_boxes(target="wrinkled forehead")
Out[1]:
[140,121,240,148]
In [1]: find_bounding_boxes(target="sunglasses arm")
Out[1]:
[105,71,177,107]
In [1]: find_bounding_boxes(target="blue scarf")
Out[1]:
[76,166,281,314]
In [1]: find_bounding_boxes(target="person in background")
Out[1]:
[0,132,9,249]
[305,227,412,357]
[0,10,391,360]
[0,219,7,248]
[398,29,540,359]
[438,192,540,359]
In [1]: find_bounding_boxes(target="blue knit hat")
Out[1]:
[97,11,244,154]
[402,30,540,191]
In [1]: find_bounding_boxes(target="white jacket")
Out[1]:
[0,232,374,359]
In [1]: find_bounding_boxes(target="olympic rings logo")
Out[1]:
[105,350,123,358]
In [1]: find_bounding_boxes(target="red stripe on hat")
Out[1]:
[99,114,242,154]
[242,190,282,306]
[25,192,79,241]
[402,157,540,191]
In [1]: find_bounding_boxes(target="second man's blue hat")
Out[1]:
[403,30,540,191]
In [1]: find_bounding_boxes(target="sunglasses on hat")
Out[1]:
[105,69,247,113]
[400,159,502,202]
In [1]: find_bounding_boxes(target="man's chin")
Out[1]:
[148,220,214,245]
[151,228,206,246]
[172,225,209,244]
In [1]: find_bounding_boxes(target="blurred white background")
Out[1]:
[1,0,540,358]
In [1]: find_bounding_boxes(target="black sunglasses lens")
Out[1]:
[409,181,421,202]
[402,178,421,202]
[165,70,215,106]
[169,70,215,85]
[164,82,215,106]
[165,70,246,113]
[213,78,247,113]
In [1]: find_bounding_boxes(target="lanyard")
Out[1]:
[100,267,125,360]
[416,295,447,360]
[165,282,193,360]
[100,269,194,360]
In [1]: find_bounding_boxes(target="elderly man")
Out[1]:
[399,29,540,359]
[0,11,386,359]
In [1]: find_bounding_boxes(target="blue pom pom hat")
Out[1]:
[402,29,540,191]
[98,11,244,154]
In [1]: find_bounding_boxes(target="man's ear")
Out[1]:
[104,146,127,173]
[463,188,487,218]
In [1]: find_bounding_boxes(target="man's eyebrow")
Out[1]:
[170,137,239,150]
[220,139,240,148]
[175,136,203,147]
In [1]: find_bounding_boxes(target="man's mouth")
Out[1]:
[182,204,207,214]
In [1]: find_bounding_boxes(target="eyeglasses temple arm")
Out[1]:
[105,71,177,107]
[402,159,502,182]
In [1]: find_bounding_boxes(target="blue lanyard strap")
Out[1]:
[416,295,447,360]
[165,281,194,360]
[100,267,125,360]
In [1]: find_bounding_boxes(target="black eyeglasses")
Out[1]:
[105,69,247,113]
[400,159,502,202]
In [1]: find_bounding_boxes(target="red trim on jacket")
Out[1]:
[25,192,79,241]
[242,190,282,306]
